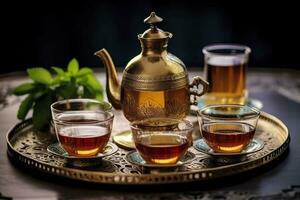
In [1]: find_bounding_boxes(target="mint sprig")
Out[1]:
[14,58,103,130]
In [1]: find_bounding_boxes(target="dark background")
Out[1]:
[1,0,299,74]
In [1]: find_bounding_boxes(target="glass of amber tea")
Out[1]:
[130,118,193,165]
[198,105,260,153]
[203,44,251,105]
[51,99,113,157]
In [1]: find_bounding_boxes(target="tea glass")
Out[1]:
[51,99,114,157]
[203,44,251,105]
[197,105,260,153]
[130,118,193,165]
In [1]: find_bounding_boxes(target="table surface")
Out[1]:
[1,68,300,199]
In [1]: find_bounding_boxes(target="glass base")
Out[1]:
[203,93,247,105]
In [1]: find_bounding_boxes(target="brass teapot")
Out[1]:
[95,12,208,122]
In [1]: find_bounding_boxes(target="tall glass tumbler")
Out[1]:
[203,44,251,105]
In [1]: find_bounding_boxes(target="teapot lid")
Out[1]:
[139,12,172,39]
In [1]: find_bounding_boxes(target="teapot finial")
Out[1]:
[144,12,163,29]
[140,12,171,39]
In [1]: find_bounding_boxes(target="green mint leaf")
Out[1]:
[82,85,94,98]
[95,93,104,101]
[82,85,103,101]
[75,67,93,77]
[55,83,78,99]
[14,83,36,95]
[52,76,61,85]
[32,90,47,99]
[33,92,53,130]
[51,67,65,76]
[58,75,71,84]
[27,68,53,85]
[17,95,34,120]
[77,74,103,100]
[67,58,79,75]
[85,74,103,92]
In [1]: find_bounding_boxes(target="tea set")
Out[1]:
[47,12,264,169]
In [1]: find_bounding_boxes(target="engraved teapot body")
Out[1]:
[95,12,208,121]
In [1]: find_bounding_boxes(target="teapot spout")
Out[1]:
[94,48,121,109]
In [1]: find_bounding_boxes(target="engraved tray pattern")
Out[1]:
[6,112,289,185]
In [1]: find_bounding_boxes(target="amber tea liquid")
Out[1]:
[135,133,189,164]
[122,87,190,122]
[57,116,111,157]
[202,122,255,153]
[204,57,247,105]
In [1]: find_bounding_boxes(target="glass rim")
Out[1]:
[51,98,112,113]
[51,99,114,124]
[52,110,114,125]
[202,44,251,56]
[130,117,194,132]
[198,104,260,120]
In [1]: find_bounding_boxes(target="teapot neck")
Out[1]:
[139,38,168,55]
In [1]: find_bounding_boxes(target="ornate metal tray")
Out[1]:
[6,112,289,185]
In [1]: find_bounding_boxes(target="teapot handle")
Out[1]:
[189,76,209,105]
